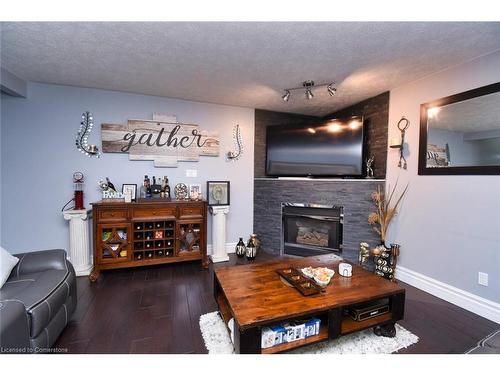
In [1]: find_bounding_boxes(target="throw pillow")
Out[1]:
[1,246,19,289]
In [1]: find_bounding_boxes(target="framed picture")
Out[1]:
[122,184,137,202]
[189,184,202,200]
[207,181,230,206]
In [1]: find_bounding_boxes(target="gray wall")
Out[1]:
[1,82,255,253]
[387,50,500,303]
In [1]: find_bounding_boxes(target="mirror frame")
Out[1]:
[418,81,500,175]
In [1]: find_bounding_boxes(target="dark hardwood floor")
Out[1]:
[55,254,499,354]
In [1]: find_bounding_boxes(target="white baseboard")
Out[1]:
[207,242,237,256]
[396,265,500,324]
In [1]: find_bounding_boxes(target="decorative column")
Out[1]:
[209,206,230,263]
[63,209,93,276]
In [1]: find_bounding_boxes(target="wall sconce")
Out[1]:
[76,111,100,158]
[390,117,410,169]
[226,124,243,161]
[281,80,337,102]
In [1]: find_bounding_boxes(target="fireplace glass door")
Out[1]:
[282,205,343,257]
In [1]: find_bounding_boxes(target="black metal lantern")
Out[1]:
[235,237,246,258]
[245,242,256,260]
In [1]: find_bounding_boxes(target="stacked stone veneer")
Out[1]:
[254,179,384,263]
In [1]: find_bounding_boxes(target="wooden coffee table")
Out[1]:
[214,254,405,354]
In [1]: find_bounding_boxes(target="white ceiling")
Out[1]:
[1,22,500,116]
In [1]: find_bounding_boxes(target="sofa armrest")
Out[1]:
[12,249,69,276]
[0,300,30,351]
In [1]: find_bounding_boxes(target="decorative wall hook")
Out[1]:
[390,116,410,169]
[226,124,243,161]
[76,111,100,158]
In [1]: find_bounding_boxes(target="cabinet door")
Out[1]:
[175,221,203,256]
[97,223,132,264]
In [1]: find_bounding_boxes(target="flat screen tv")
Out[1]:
[266,116,364,177]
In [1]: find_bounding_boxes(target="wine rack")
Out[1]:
[133,220,175,261]
[90,200,208,281]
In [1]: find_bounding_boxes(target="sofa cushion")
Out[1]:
[0,246,19,289]
[0,269,72,338]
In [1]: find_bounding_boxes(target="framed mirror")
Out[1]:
[419,82,500,175]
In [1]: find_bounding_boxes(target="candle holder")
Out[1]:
[390,117,410,169]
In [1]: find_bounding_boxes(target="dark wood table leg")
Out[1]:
[328,308,342,340]
[373,291,405,338]
[234,322,261,354]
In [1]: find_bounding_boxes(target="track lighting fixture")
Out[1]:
[281,80,337,102]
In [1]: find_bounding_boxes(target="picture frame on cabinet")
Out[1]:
[122,184,137,202]
[206,181,230,206]
[189,184,202,201]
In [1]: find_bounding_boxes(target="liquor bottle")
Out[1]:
[145,175,152,198]
[163,176,171,198]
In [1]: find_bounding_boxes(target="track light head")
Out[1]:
[305,88,314,100]
[327,83,337,96]
[282,90,291,102]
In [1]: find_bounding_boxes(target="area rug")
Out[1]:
[199,311,419,354]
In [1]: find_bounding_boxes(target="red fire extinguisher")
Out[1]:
[73,172,85,210]
[62,172,85,211]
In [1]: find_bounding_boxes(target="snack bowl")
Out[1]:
[300,266,315,278]
[313,275,331,288]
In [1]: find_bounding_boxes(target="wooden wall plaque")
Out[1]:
[101,119,220,167]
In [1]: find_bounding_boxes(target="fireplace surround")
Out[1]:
[282,203,343,257]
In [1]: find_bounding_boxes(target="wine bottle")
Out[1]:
[163,176,171,198]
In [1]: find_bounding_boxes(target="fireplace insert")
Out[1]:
[282,203,343,257]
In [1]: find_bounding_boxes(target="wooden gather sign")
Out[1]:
[101,119,220,167]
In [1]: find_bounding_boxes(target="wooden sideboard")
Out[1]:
[90,199,208,281]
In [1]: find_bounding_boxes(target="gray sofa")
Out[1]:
[0,249,77,352]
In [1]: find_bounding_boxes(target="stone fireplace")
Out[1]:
[253,178,384,263]
[282,203,343,257]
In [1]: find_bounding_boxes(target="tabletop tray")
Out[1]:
[276,268,322,296]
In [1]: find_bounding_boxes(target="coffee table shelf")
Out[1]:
[261,325,329,354]
[341,312,393,334]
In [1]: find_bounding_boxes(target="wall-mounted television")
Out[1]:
[265,116,364,177]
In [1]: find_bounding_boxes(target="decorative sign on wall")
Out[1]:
[101,116,220,167]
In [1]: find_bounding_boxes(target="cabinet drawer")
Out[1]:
[133,207,176,218]
[98,209,128,221]
[179,206,204,218]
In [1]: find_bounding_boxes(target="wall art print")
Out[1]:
[102,118,220,167]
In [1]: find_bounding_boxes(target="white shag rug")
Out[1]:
[199,311,419,354]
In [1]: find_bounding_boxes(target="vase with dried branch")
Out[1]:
[368,182,408,247]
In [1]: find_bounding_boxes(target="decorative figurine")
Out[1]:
[366,156,374,178]
[389,117,410,170]
[359,242,370,265]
